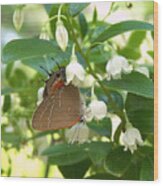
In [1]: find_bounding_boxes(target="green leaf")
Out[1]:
[86,173,119,180]
[78,13,88,38]
[58,159,91,179]
[108,91,124,112]
[2,95,11,113]
[2,39,71,73]
[92,7,98,24]
[105,72,154,99]
[1,87,15,95]
[118,48,141,60]
[42,143,88,166]
[127,31,146,48]
[7,69,28,88]
[2,39,58,62]
[125,93,154,135]
[68,3,89,16]
[89,21,109,42]
[88,45,112,64]
[118,31,146,60]
[88,118,112,138]
[140,157,154,181]
[84,142,113,165]
[122,163,141,180]
[2,133,22,146]
[93,21,153,43]
[104,147,132,177]
[42,142,112,166]
[147,50,154,59]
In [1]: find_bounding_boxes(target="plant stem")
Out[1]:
[67,15,126,122]
[44,134,54,178]
[44,163,50,178]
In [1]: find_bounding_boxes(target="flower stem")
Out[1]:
[67,15,126,127]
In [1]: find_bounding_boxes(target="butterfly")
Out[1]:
[32,66,82,131]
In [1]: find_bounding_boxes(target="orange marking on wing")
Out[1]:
[51,80,65,93]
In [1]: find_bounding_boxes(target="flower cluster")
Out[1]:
[35,5,146,153]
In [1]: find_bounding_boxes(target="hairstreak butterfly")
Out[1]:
[32,66,82,131]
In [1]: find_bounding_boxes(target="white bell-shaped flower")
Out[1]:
[66,45,85,87]
[122,125,144,154]
[55,20,68,51]
[84,87,107,122]
[65,123,89,144]
[13,7,24,32]
[106,55,132,80]
[37,87,44,106]
[85,100,107,122]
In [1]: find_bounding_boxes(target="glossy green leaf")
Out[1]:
[104,147,132,177]
[88,118,112,138]
[122,163,141,180]
[93,21,153,43]
[2,39,58,62]
[125,93,154,135]
[2,39,71,73]
[140,157,154,181]
[147,50,154,59]
[88,45,112,64]
[42,143,88,166]
[86,173,119,180]
[2,133,22,146]
[3,95,11,113]
[1,87,15,95]
[84,142,113,165]
[108,91,124,112]
[68,3,89,16]
[118,31,146,59]
[58,159,91,179]
[78,13,88,38]
[92,7,98,24]
[105,72,154,99]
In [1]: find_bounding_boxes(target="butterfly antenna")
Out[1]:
[51,57,61,70]
[40,66,52,76]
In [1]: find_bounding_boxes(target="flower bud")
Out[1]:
[55,20,68,51]
[13,7,24,32]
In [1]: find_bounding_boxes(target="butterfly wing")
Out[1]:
[32,85,81,131]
